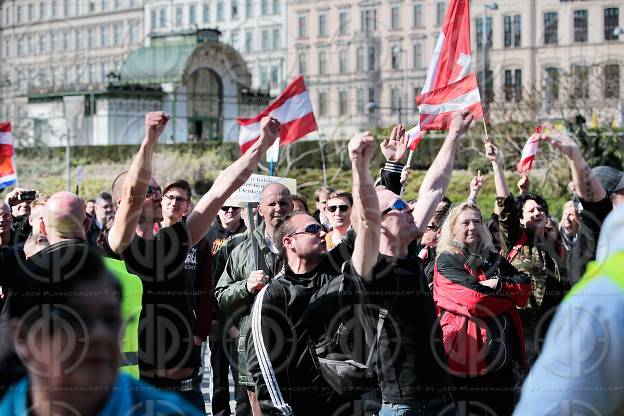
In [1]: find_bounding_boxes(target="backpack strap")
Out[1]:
[364,308,387,368]
[505,231,528,263]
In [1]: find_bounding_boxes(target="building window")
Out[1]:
[39,33,46,53]
[28,4,34,21]
[339,91,348,116]
[572,65,589,100]
[231,1,238,19]
[504,15,521,47]
[261,30,270,50]
[413,4,422,27]
[391,6,400,29]
[261,0,269,15]
[76,30,83,49]
[272,29,280,49]
[88,0,95,12]
[52,32,60,51]
[513,15,521,47]
[298,15,307,38]
[413,43,423,69]
[40,2,46,19]
[101,62,109,83]
[150,10,156,30]
[88,63,95,83]
[574,10,588,43]
[245,0,253,18]
[203,4,210,22]
[231,30,239,48]
[605,8,619,41]
[436,2,446,27]
[544,12,558,45]
[99,25,108,48]
[361,9,376,33]
[504,69,522,102]
[318,51,327,75]
[318,92,327,117]
[88,28,95,48]
[28,34,35,54]
[217,2,224,21]
[271,65,279,85]
[4,38,10,57]
[245,31,253,52]
[63,0,68,16]
[356,88,365,113]
[16,5,22,23]
[76,64,83,83]
[504,16,511,47]
[64,31,71,49]
[605,64,620,98]
[51,0,57,17]
[260,66,268,85]
[159,8,166,28]
[391,47,400,70]
[298,51,307,75]
[476,17,493,48]
[175,6,182,26]
[339,49,347,74]
[273,0,280,15]
[130,21,139,44]
[319,13,327,37]
[356,47,364,71]
[544,67,560,104]
[339,11,348,35]
[113,24,121,46]
[368,46,376,70]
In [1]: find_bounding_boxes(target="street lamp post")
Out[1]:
[482,3,498,102]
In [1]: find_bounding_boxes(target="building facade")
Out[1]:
[472,0,624,125]
[144,0,287,96]
[0,0,145,144]
[286,0,451,138]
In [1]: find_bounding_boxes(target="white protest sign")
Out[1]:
[227,174,296,203]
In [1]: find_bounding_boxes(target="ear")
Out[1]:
[283,236,294,252]
[40,220,47,236]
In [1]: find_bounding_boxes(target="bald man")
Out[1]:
[214,182,293,412]
[0,191,91,396]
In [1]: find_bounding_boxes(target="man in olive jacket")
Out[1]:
[214,183,293,413]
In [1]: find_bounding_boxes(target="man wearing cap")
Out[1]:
[541,131,624,283]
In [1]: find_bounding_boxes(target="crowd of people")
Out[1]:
[0,109,623,416]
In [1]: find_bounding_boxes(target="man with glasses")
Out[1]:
[325,190,352,250]
[104,112,281,411]
[247,130,380,415]
[215,182,294,414]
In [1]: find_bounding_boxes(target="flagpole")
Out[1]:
[406,150,414,167]
[269,161,274,176]
[482,119,491,143]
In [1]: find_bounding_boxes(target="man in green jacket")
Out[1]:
[214,183,293,414]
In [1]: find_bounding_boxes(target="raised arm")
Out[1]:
[467,170,484,205]
[108,111,168,253]
[485,142,510,198]
[186,117,280,245]
[349,131,380,282]
[540,131,606,202]
[412,110,473,234]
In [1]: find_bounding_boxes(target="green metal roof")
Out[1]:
[119,43,197,85]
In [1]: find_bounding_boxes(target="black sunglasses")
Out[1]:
[288,223,328,237]
[381,199,409,216]
[146,185,162,198]
[327,204,349,213]
[221,206,241,212]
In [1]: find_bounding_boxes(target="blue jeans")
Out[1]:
[380,399,457,416]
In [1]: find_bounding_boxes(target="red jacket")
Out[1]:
[433,250,531,376]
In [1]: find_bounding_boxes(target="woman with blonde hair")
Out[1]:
[433,202,531,416]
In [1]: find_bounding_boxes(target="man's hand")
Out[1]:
[145,111,169,143]
[400,166,411,186]
[479,278,499,289]
[539,129,581,159]
[246,270,268,294]
[485,142,503,166]
[380,124,408,162]
[449,110,474,136]
[470,170,484,193]
[256,116,281,152]
[4,187,26,205]
[349,131,376,168]
[517,175,530,195]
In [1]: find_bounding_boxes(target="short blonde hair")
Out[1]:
[436,202,494,258]
[560,200,579,224]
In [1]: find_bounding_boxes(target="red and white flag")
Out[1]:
[408,0,477,148]
[416,73,483,132]
[236,76,317,154]
[0,122,17,190]
[517,127,542,173]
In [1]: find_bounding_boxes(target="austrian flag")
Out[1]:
[517,127,542,173]
[236,76,317,153]
[416,73,483,132]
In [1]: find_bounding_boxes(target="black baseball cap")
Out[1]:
[593,166,624,195]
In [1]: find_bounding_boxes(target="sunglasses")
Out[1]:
[146,185,162,198]
[221,206,241,212]
[164,194,188,204]
[381,199,409,216]
[327,204,350,213]
[288,223,328,237]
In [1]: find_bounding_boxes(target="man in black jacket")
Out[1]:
[247,131,380,416]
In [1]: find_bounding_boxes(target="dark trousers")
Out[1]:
[210,332,250,416]
[452,366,515,416]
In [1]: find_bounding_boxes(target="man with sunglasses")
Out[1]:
[325,190,353,250]
[368,110,474,415]
[247,131,380,415]
[104,112,281,411]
